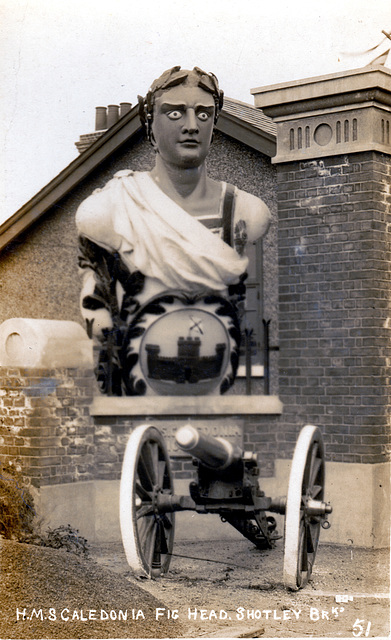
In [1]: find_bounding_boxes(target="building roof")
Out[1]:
[0,99,276,253]
[223,97,277,136]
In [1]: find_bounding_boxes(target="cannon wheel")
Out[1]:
[283,425,325,590]
[119,424,175,578]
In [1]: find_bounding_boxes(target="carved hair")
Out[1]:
[138,66,224,142]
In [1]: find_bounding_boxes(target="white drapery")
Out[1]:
[76,171,248,294]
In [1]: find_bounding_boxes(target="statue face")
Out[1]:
[151,84,215,168]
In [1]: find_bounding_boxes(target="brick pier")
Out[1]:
[252,66,391,547]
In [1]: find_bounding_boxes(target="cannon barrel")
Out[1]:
[175,424,242,470]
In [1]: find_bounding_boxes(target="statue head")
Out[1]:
[138,66,224,144]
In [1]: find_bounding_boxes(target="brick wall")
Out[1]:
[0,367,94,488]
[0,366,281,487]
[85,414,279,481]
[274,151,391,464]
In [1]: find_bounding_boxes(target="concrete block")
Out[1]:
[0,318,92,368]
[35,481,95,540]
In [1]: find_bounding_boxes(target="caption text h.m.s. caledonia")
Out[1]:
[16,606,346,623]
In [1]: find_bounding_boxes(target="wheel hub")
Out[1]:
[304,498,332,517]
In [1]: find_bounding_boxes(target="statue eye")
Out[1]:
[198,111,210,121]
[167,110,182,120]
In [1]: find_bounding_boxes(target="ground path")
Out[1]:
[1,538,389,638]
[92,539,390,638]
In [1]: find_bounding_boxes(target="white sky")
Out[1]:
[1,0,390,224]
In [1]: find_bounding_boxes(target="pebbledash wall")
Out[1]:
[0,66,390,549]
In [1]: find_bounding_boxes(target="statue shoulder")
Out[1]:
[75,181,113,237]
[75,170,140,240]
[233,186,272,242]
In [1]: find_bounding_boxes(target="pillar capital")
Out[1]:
[251,66,391,163]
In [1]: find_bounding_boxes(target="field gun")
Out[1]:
[119,422,332,589]
[175,424,284,545]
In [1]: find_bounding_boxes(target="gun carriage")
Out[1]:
[119,423,332,590]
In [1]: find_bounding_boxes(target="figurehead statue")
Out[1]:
[76,66,271,396]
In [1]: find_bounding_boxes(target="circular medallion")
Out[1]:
[314,123,332,146]
[140,308,230,395]
[122,294,239,396]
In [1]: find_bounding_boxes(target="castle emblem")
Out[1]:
[145,335,226,384]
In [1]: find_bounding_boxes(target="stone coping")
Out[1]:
[90,394,283,416]
[251,65,391,108]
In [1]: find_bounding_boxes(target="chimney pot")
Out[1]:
[120,102,132,118]
[107,104,120,128]
[95,106,107,131]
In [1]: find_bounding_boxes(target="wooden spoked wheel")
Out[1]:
[283,425,325,590]
[120,424,175,578]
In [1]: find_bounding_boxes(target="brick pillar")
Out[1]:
[271,151,391,463]
[252,67,391,546]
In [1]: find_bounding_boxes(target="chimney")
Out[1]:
[75,102,132,154]
[95,107,107,131]
[120,102,132,118]
[107,105,120,128]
